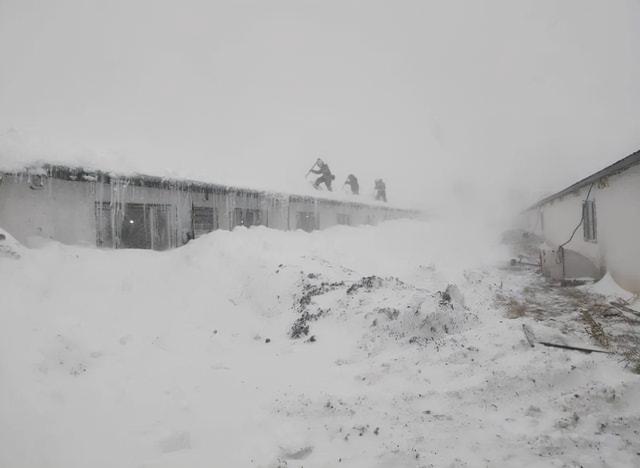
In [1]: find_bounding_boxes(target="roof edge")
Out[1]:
[2,163,418,214]
[526,148,640,211]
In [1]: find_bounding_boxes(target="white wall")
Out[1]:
[0,175,95,246]
[1,173,417,249]
[596,164,640,293]
[537,164,640,293]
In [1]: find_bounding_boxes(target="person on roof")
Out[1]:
[309,158,335,191]
[374,179,387,202]
[344,174,359,195]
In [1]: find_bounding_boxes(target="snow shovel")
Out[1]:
[305,158,323,177]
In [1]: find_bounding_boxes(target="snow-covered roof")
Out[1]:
[3,162,417,213]
[527,148,640,210]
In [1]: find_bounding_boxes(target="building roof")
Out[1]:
[3,163,417,215]
[527,148,640,210]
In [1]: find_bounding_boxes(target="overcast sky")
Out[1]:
[1,0,639,210]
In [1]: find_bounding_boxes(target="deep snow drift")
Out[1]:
[1,220,639,467]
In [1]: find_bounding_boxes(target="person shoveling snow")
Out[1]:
[307,158,335,191]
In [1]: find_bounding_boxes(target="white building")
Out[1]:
[0,164,417,251]
[522,150,640,294]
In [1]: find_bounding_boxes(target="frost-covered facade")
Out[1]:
[0,165,416,250]
[522,149,640,293]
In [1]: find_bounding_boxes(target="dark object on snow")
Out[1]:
[346,276,384,294]
[309,158,334,191]
[281,446,313,460]
[559,278,592,287]
[609,301,640,318]
[522,324,612,354]
[374,179,387,202]
[510,257,540,268]
[290,310,325,338]
[439,290,452,307]
[437,284,464,309]
[265,338,271,343]
[537,341,612,354]
[344,174,359,195]
[522,324,536,347]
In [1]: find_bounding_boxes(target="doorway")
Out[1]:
[120,203,173,250]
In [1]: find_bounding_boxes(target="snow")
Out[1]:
[1,220,639,467]
[583,272,637,304]
[0,130,412,210]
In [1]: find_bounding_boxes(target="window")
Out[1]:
[232,208,262,228]
[296,211,317,232]
[95,202,114,248]
[583,200,597,242]
[337,213,350,225]
[193,206,217,237]
[120,203,173,250]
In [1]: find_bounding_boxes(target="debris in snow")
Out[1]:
[280,445,313,460]
[346,275,407,295]
[522,324,612,354]
[377,307,400,320]
[609,301,640,318]
[297,280,344,311]
[556,413,580,430]
[353,424,368,436]
[581,309,610,347]
[537,341,612,354]
[290,309,327,338]
[438,284,465,309]
[0,229,22,259]
[290,274,344,338]
[522,324,536,348]
[69,363,88,376]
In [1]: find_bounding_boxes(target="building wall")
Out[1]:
[535,164,640,293]
[596,164,640,293]
[0,175,96,247]
[0,171,416,250]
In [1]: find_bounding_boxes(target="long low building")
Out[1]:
[522,149,640,294]
[0,164,418,250]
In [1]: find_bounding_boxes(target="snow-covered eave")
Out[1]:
[524,147,640,212]
[1,161,419,215]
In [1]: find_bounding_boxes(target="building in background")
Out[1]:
[0,164,417,251]
[522,149,640,294]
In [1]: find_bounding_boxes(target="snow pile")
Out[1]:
[583,272,637,304]
[1,220,639,467]
[0,227,23,259]
[288,272,476,350]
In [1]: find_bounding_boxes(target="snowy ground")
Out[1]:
[1,220,639,468]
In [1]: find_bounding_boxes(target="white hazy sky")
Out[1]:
[1,0,640,210]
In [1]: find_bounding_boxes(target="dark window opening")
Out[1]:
[296,211,318,232]
[193,206,218,238]
[337,213,351,225]
[583,200,597,242]
[232,208,262,228]
[120,203,173,250]
[95,202,114,248]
